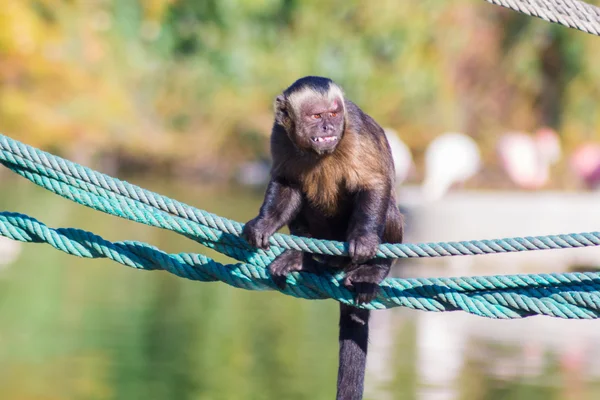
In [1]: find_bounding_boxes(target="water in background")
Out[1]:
[1,174,600,400]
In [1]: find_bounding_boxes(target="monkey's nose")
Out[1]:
[321,124,331,132]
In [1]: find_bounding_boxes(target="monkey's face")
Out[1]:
[294,97,345,155]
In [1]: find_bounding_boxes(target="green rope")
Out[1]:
[3,211,600,319]
[3,135,600,261]
[2,133,600,319]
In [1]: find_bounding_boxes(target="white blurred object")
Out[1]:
[0,236,21,268]
[570,143,600,189]
[422,132,481,201]
[416,313,465,400]
[535,127,562,164]
[497,128,561,189]
[384,128,414,185]
[236,160,270,187]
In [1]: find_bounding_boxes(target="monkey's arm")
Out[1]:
[346,186,390,264]
[243,177,302,249]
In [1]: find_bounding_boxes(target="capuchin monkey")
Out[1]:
[243,76,404,400]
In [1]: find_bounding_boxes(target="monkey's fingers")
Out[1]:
[258,232,271,250]
[343,263,387,304]
[242,222,271,250]
[268,250,303,290]
[342,277,378,304]
[268,264,301,290]
[270,274,288,290]
[353,284,379,304]
[347,235,379,264]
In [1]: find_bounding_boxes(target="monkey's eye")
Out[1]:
[330,112,338,117]
[312,114,321,119]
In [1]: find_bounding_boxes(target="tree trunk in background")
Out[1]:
[538,35,565,129]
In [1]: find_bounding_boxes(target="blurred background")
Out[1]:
[2,0,600,399]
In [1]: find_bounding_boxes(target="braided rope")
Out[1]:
[0,1,598,321]
[3,211,600,318]
[485,0,600,36]
[3,134,600,318]
[3,134,600,263]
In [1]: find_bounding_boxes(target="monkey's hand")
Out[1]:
[243,217,275,250]
[347,232,380,264]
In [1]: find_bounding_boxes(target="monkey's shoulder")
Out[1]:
[270,123,292,152]
[339,128,394,184]
[345,101,389,143]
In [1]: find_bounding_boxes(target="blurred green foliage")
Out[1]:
[1,0,599,179]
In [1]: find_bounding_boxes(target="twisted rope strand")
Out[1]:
[3,134,600,319]
[3,211,600,318]
[485,0,600,36]
[3,134,600,262]
[1,154,282,267]
[1,0,600,320]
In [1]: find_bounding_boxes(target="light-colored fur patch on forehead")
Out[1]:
[287,82,345,115]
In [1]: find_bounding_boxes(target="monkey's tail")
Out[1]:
[336,303,370,400]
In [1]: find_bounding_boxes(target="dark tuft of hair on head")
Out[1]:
[283,76,334,97]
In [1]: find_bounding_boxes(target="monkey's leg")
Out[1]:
[243,178,302,249]
[347,188,390,264]
[343,259,392,304]
[344,197,402,303]
[383,200,404,244]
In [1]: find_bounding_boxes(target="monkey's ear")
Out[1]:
[274,95,287,112]
[274,94,290,126]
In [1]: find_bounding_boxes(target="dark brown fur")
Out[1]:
[273,104,390,216]
[243,76,403,400]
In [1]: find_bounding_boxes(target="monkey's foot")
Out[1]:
[268,250,303,290]
[343,264,389,304]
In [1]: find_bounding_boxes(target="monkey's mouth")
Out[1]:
[310,136,338,143]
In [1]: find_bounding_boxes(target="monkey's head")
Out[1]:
[275,76,346,156]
